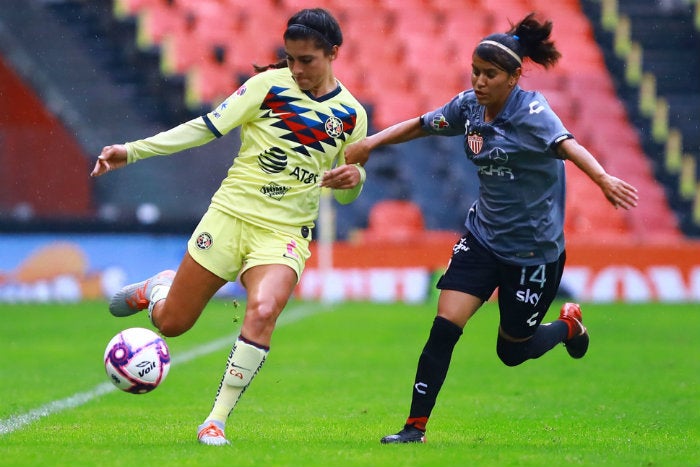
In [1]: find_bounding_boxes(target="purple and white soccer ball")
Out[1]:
[104,327,170,394]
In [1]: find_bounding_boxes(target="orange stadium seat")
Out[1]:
[135,1,186,48]
[355,199,460,245]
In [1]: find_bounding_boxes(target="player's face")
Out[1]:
[285,39,337,96]
[470,54,519,115]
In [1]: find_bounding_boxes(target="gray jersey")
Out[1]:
[421,86,573,266]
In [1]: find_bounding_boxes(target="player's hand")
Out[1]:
[319,164,362,189]
[90,144,128,177]
[600,174,638,210]
[343,140,370,166]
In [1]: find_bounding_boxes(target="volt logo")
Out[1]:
[136,360,157,377]
[516,288,541,306]
[414,382,428,395]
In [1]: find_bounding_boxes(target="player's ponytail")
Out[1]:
[508,12,560,69]
[475,12,561,74]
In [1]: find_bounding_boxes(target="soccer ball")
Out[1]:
[104,327,171,394]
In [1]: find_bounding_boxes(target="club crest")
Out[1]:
[467,132,484,154]
[195,232,213,250]
[324,116,343,138]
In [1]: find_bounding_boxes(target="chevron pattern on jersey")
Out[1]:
[262,86,358,156]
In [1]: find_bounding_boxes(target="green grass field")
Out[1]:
[1,300,698,467]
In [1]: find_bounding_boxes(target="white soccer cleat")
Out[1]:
[109,270,175,317]
[197,420,230,446]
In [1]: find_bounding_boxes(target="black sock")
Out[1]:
[527,321,568,359]
[407,316,463,426]
[497,321,568,366]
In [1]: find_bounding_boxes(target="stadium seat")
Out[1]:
[185,46,238,110]
[135,1,185,49]
[357,199,425,243]
[355,199,459,245]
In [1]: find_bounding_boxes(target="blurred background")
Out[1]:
[0,0,698,303]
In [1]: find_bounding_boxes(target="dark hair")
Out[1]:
[475,12,561,74]
[254,8,343,72]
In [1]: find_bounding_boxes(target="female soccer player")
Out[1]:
[91,8,367,446]
[344,13,639,443]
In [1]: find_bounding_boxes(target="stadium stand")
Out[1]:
[1,0,696,242]
[580,0,700,236]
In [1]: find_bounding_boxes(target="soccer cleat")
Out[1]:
[559,302,589,359]
[197,420,230,446]
[109,270,175,317]
[380,425,426,444]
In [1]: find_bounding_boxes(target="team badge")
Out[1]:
[195,232,213,250]
[467,132,483,154]
[324,116,343,138]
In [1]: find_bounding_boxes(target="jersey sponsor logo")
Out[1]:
[490,147,508,165]
[478,164,514,179]
[262,86,358,156]
[515,288,542,306]
[258,147,287,174]
[289,166,319,185]
[260,182,291,200]
[195,232,213,250]
[235,84,247,96]
[467,132,483,154]
[431,114,450,131]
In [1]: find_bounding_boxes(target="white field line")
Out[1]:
[0,302,325,436]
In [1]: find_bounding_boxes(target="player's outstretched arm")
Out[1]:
[90,144,128,177]
[558,138,639,210]
[344,117,428,167]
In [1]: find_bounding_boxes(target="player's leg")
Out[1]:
[198,264,297,446]
[495,251,587,365]
[108,252,226,337]
[151,252,228,336]
[109,208,237,335]
[199,226,309,446]
[381,233,496,444]
[381,290,482,444]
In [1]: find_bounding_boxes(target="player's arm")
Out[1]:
[344,117,428,166]
[557,138,638,210]
[90,117,215,177]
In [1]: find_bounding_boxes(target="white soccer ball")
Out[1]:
[104,327,171,394]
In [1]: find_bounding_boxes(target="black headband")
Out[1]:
[287,23,335,47]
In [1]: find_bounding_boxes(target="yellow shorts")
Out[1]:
[187,208,311,283]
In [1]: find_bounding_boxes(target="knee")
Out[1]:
[245,297,282,327]
[496,336,528,367]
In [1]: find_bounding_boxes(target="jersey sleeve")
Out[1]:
[331,100,369,205]
[126,117,216,164]
[420,92,467,136]
[201,74,269,137]
[515,91,573,158]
